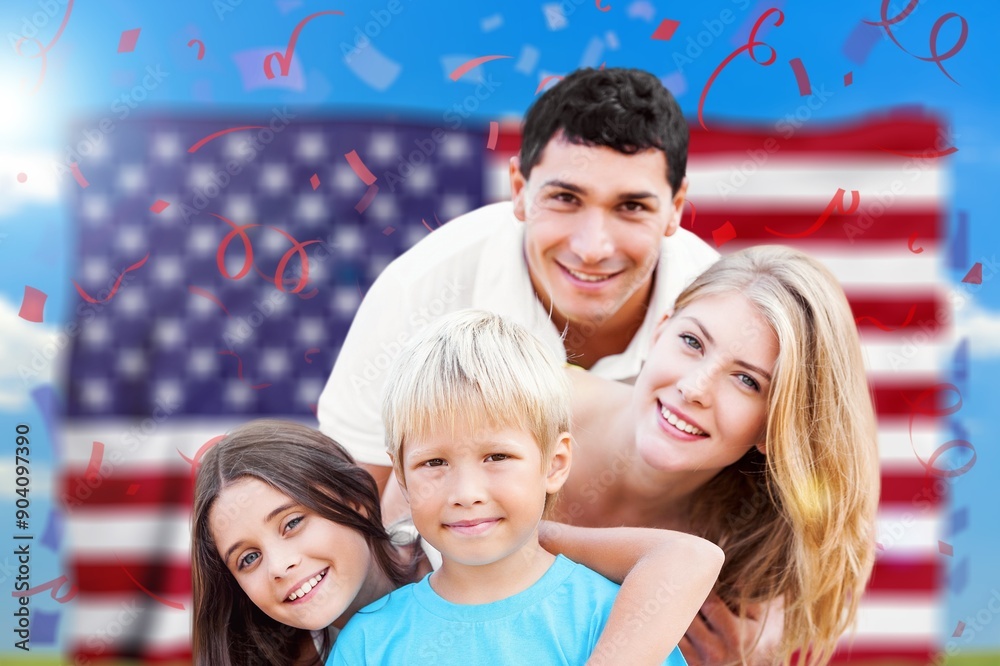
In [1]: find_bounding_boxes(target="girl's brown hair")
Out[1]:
[191,419,413,665]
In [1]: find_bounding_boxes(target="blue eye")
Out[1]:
[738,374,761,392]
[680,333,702,351]
[238,551,260,570]
[284,516,303,533]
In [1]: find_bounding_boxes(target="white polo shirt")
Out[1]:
[316,201,718,466]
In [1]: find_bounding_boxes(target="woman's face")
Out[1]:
[209,477,374,631]
[632,291,778,479]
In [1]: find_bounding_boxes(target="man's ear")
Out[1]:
[664,177,688,237]
[544,433,573,494]
[510,156,528,221]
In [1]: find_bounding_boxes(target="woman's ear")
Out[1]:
[545,433,573,494]
[755,439,767,455]
[648,310,673,350]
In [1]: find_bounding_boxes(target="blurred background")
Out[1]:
[0,1,998,664]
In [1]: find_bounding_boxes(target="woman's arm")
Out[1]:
[538,521,724,665]
[679,594,784,666]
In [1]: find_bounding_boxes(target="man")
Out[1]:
[317,67,717,491]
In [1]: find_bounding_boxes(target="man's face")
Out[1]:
[511,133,687,332]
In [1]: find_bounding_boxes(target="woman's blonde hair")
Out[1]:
[676,246,879,666]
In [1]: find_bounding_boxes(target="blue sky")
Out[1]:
[1,0,998,655]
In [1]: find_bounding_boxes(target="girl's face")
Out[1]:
[632,291,777,482]
[209,477,375,631]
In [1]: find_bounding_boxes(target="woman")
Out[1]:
[556,245,880,665]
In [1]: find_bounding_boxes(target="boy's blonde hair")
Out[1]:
[382,309,570,478]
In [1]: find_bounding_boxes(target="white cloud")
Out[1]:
[0,296,62,411]
[0,152,61,217]
[956,300,1000,358]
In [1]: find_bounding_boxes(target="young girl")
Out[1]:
[192,419,723,665]
[559,245,881,665]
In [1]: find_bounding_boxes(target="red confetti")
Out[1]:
[179,435,226,467]
[115,555,185,610]
[712,221,737,247]
[309,173,320,190]
[263,10,344,79]
[355,183,379,213]
[345,149,377,186]
[16,172,27,183]
[596,0,611,11]
[685,199,697,229]
[12,0,74,94]
[878,145,958,159]
[188,126,266,153]
[698,8,784,130]
[907,233,924,254]
[962,262,983,284]
[16,575,77,603]
[535,74,563,94]
[487,121,499,150]
[126,484,140,496]
[304,348,320,363]
[843,71,854,86]
[855,304,917,332]
[788,57,811,96]
[422,218,435,233]
[953,621,965,638]
[212,213,260,280]
[188,285,231,316]
[187,38,205,60]
[17,286,47,323]
[864,0,968,84]
[84,441,105,483]
[72,253,149,304]
[449,54,511,82]
[938,540,954,557]
[270,226,320,293]
[766,188,860,238]
[875,542,885,551]
[383,226,395,235]
[149,199,170,214]
[69,162,89,188]
[651,19,680,41]
[218,350,271,390]
[117,28,141,53]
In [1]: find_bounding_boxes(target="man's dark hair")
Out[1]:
[519,67,688,195]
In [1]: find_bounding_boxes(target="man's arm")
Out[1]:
[679,594,784,666]
[537,521,724,665]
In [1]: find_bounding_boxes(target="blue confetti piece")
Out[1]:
[275,0,303,14]
[543,3,568,31]
[41,507,64,551]
[731,0,785,47]
[948,506,969,537]
[952,338,968,385]
[605,30,620,50]
[661,71,688,97]
[579,37,604,69]
[626,0,655,22]
[842,20,882,65]
[232,47,306,91]
[31,385,60,458]
[33,609,60,645]
[950,418,969,445]
[481,14,503,32]
[345,43,402,92]
[442,55,484,84]
[949,556,969,595]
[949,210,969,271]
[515,45,540,75]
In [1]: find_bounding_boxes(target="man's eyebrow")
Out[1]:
[222,501,297,565]
[540,179,586,194]
[686,317,772,381]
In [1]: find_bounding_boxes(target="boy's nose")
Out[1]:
[448,466,488,506]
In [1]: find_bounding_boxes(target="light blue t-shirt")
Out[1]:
[327,554,687,665]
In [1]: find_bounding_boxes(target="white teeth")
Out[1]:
[566,267,611,282]
[287,571,325,601]
[659,404,706,436]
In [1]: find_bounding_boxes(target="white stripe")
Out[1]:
[70,599,190,648]
[687,156,944,207]
[876,509,941,556]
[862,339,951,377]
[846,595,940,644]
[878,423,952,468]
[69,510,191,556]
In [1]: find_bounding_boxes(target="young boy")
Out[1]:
[327,310,688,665]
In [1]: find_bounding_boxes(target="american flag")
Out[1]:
[60,110,951,663]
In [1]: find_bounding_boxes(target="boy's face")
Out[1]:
[511,133,687,332]
[397,422,571,568]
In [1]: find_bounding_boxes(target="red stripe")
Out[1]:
[880,472,947,506]
[868,559,939,593]
[495,112,944,157]
[681,209,942,243]
[830,645,935,664]
[872,382,950,418]
[62,472,193,507]
[70,645,192,663]
[849,295,946,336]
[73,558,192,595]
